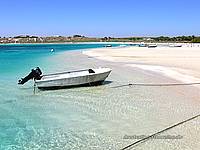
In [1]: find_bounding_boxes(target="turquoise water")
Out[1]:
[1,44,200,150]
[0,43,124,149]
[0,44,120,76]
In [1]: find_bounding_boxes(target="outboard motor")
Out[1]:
[18,67,42,85]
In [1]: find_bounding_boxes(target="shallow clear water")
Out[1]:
[0,44,120,75]
[1,43,200,150]
[0,43,125,149]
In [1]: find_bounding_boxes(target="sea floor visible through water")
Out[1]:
[0,44,200,149]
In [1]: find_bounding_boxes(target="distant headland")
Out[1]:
[0,35,200,44]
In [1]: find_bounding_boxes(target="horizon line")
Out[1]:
[1,34,200,38]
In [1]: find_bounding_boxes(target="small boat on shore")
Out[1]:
[169,44,182,47]
[147,44,157,48]
[18,67,112,90]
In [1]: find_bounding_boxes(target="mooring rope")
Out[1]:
[111,82,200,89]
[62,82,200,93]
[121,113,200,150]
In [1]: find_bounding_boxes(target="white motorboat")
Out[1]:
[169,44,182,47]
[18,67,112,90]
[147,44,157,48]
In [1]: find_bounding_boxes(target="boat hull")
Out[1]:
[37,80,104,90]
[35,70,111,90]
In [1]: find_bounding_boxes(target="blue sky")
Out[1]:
[0,0,200,37]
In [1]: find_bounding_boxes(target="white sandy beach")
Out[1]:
[77,45,200,149]
[20,44,200,149]
[4,43,197,149]
[2,43,200,149]
[83,46,200,84]
[34,44,200,149]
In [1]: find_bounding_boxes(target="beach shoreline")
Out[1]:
[83,46,200,84]
[1,44,200,149]
[54,46,200,149]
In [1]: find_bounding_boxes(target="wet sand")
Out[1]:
[45,47,200,149]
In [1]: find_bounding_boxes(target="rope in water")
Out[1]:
[111,82,200,89]
[66,82,200,93]
[121,113,200,150]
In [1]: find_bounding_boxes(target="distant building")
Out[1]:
[142,37,153,41]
